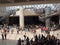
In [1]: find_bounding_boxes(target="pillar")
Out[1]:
[16,6,24,29]
[5,16,9,25]
[19,7,24,29]
[57,9,60,25]
[59,12,60,25]
[45,7,51,30]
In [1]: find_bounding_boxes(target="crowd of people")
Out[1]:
[0,24,60,45]
[0,24,59,40]
[17,34,60,45]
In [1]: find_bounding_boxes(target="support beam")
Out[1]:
[57,10,60,25]
[45,7,51,30]
[19,7,24,30]
[0,1,60,7]
[16,6,24,29]
[59,14,60,25]
[7,0,15,3]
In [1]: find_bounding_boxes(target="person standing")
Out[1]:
[17,27,20,34]
[4,28,7,40]
[26,37,30,45]
[24,35,27,45]
[17,38,21,45]
[34,28,36,33]
[1,28,4,40]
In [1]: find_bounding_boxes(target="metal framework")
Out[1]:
[0,0,60,6]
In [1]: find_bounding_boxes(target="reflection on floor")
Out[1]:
[0,39,17,45]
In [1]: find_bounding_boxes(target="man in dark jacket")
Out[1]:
[17,38,21,45]
[26,37,30,45]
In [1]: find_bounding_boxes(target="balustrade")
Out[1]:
[0,0,59,4]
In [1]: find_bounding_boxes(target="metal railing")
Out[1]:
[0,0,59,4]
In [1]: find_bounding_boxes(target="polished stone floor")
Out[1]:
[0,29,60,45]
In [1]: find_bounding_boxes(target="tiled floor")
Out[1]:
[0,29,60,45]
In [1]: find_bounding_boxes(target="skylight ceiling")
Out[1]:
[23,4,57,11]
[0,3,60,16]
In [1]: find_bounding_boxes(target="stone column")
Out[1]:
[45,7,51,29]
[16,6,24,29]
[5,16,9,25]
[57,9,60,25]
[59,14,60,25]
[19,7,24,30]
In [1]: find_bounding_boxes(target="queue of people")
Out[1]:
[17,34,60,45]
